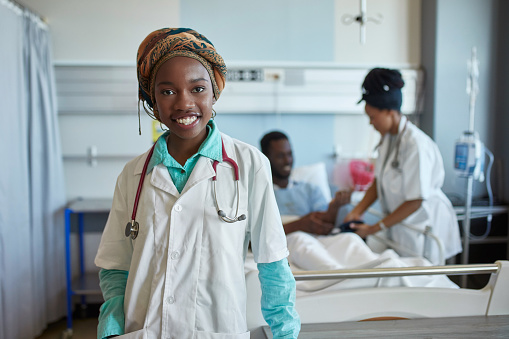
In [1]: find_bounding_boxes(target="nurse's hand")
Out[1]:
[305,211,335,235]
[343,210,362,223]
[349,222,376,239]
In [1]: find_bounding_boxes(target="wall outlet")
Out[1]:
[226,69,264,82]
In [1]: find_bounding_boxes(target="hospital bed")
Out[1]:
[246,260,509,338]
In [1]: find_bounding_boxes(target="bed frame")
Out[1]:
[246,260,509,338]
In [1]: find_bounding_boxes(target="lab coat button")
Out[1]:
[167,296,175,304]
[174,204,182,212]
[170,251,180,260]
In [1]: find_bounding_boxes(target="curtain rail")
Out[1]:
[1,0,47,24]
[293,263,499,281]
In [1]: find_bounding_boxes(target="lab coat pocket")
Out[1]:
[195,330,250,339]
[116,328,146,339]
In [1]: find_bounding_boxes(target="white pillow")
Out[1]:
[289,162,332,201]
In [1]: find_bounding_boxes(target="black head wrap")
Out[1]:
[357,68,405,111]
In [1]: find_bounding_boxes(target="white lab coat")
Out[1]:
[95,133,289,339]
[374,116,462,263]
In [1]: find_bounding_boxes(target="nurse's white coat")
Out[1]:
[375,116,462,263]
[95,133,288,338]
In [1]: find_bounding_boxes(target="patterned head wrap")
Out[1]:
[137,28,227,120]
[358,68,405,111]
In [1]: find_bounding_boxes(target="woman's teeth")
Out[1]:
[176,116,197,125]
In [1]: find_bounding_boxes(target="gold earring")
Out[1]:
[159,122,168,131]
[212,108,217,119]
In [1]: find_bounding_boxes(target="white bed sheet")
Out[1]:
[245,232,458,296]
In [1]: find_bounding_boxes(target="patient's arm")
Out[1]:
[322,190,352,223]
[283,211,334,235]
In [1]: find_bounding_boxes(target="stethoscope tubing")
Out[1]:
[132,143,156,222]
[212,140,245,223]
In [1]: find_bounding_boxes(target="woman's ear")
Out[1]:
[212,97,217,105]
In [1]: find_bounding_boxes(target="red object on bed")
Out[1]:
[349,160,375,191]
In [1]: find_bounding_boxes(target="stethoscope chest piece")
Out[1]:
[125,220,139,240]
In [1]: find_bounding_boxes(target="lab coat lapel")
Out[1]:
[181,156,215,195]
[150,164,180,197]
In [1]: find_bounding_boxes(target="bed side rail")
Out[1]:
[293,262,500,280]
[366,207,445,265]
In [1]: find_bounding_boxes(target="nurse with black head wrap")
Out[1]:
[344,68,462,265]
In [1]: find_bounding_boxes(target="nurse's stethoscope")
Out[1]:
[375,117,409,171]
[390,118,408,170]
[125,138,246,240]
[376,117,408,215]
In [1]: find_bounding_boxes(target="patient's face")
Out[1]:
[267,139,293,180]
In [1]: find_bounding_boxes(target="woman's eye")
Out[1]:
[192,86,205,93]
[161,89,175,95]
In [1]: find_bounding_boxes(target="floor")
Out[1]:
[35,317,97,339]
[35,305,99,339]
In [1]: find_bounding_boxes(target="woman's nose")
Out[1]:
[174,92,195,110]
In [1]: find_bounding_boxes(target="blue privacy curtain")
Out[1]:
[0,1,66,338]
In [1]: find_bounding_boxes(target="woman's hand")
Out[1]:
[349,222,377,238]
[343,210,362,223]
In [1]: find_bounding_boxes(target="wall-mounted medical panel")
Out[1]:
[215,67,422,114]
[56,66,138,114]
[56,65,422,115]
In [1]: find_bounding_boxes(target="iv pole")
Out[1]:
[461,47,479,287]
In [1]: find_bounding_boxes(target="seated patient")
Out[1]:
[260,131,351,236]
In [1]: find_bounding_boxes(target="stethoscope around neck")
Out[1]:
[374,117,408,171]
[125,138,246,240]
[390,118,408,170]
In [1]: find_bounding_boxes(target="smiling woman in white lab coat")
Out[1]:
[344,68,462,265]
[94,28,299,339]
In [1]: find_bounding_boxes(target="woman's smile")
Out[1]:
[175,116,198,125]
